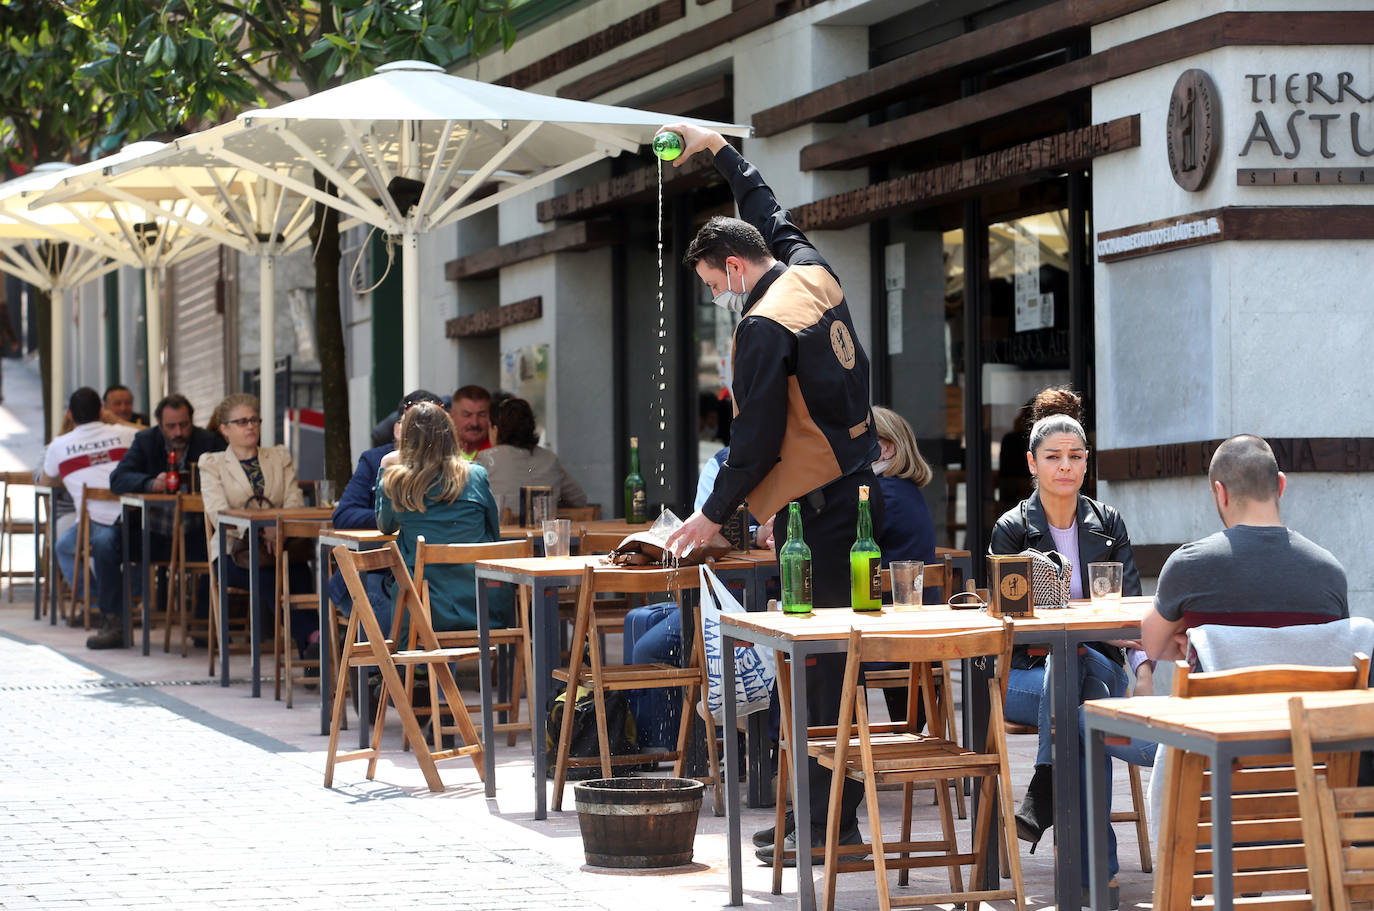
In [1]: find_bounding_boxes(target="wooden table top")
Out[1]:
[722,606,1007,642]
[118,492,180,504]
[475,553,762,577]
[218,506,334,522]
[319,529,396,544]
[1085,688,1374,743]
[1004,596,1150,632]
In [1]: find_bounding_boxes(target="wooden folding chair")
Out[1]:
[557,505,601,522]
[275,516,329,707]
[70,487,133,629]
[551,563,719,812]
[1155,657,1371,911]
[1289,693,1374,911]
[0,470,40,601]
[813,623,1024,911]
[411,537,534,747]
[825,559,967,818]
[324,543,484,793]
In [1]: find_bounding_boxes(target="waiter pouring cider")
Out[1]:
[661,122,885,858]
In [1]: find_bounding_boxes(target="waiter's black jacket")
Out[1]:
[701,145,879,525]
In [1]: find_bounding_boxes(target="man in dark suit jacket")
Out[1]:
[328,389,445,618]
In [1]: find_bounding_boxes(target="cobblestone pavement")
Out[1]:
[0,634,661,911]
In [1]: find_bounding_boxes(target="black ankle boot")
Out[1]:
[1015,764,1053,850]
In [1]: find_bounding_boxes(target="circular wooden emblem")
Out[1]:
[999,573,1028,601]
[1166,69,1220,191]
[830,322,856,369]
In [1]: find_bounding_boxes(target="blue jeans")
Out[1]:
[328,569,395,636]
[55,524,92,599]
[1008,649,1141,883]
[88,521,125,619]
[623,602,682,750]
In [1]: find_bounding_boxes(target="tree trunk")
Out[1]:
[311,177,352,490]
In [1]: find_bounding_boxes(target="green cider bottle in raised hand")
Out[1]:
[850,485,882,611]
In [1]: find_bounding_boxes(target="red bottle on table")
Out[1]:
[165,451,180,493]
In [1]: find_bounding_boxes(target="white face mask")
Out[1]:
[712,264,749,312]
[872,458,892,477]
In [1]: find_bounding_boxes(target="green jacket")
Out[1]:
[375,463,512,632]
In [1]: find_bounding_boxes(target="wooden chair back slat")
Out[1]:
[576,530,627,555]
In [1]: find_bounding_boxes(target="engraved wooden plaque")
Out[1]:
[1166,69,1220,192]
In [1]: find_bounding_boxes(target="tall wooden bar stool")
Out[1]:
[275,516,330,707]
[201,508,251,677]
[551,563,719,812]
[167,495,212,656]
[813,623,1025,911]
[0,471,39,601]
[70,487,125,629]
[325,543,484,793]
[411,537,534,748]
[1155,657,1371,911]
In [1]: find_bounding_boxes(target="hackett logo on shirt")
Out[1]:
[830,321,856,369]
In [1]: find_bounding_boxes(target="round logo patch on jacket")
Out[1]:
[830,322,856,369]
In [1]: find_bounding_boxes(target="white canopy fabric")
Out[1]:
[168,60,750,390]
[36,144,333,444]
[12,142,227,427]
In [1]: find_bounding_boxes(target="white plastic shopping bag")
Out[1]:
[700,564,777,724]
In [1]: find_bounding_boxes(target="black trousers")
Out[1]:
[772,468,885,831]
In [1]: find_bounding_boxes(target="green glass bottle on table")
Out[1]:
[779,501,813,614]
[850,485,882,611]
[624,436,647,523]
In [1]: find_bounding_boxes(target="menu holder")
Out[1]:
[720,503,750,552]
[987,554,1033,618]
[519,486,553,529]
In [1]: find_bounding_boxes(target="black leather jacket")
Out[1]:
[990,491,1141,666]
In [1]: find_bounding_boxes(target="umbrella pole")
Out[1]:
[145,268,163,409]
[402,231,419,393]
[260,254,276,447]
[49,285,65,439]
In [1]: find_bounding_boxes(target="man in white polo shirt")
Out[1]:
[38,387,138,648]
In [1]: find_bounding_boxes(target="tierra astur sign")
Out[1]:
[1237,70,1374,185]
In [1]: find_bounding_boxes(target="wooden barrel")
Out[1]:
[573,778,704,868]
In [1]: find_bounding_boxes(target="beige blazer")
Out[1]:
[199,446,304,558]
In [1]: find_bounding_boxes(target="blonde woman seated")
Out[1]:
[377,401,511,633]
[199,393,317,657]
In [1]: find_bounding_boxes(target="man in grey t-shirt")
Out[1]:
[1142,434,1348,663]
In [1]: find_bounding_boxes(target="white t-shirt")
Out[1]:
[42,422,138,526]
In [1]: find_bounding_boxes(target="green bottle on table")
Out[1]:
[850,485,882,611]
[779,501,812,614]
[624,436,647,523]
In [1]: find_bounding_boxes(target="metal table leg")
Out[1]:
[1052,640,1084,910]
[218,527,230,686]
[723,628,743,906]
[248,520,262,697]
[140,509,153,656]
[1086,722,1112,910]
[121,504,134,647]
[317,541,332,736]
[477,575,496,797]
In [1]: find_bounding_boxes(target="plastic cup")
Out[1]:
[891,561,925,608]
[315,480,335,507]
[1088,562,1124,612]
[543,519,572,558]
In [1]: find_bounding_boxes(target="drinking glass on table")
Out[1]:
[543,519,572,558]
[315,480,336,508]
[1088,561,1124,612]
[890,561,925,608]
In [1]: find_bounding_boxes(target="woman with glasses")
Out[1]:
[200,393,316,659]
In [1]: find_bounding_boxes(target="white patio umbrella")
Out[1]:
[11,142,222,425]
[34,145,339,445]
[168,59,750,391]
